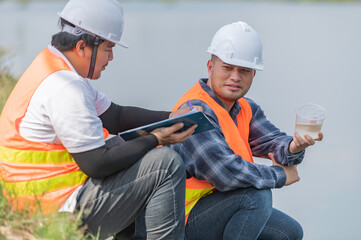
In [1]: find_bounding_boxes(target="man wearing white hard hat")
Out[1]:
[0,0,199,239]
[171,21,323,239]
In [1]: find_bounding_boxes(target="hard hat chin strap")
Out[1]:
[87,36,100,79]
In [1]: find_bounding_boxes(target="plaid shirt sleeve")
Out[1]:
[170,95,305,191]
[246,98,305,166]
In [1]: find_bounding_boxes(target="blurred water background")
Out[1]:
[1,1,361,239]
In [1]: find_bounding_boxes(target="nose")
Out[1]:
[108,50,114,61]
[230,69,241,82]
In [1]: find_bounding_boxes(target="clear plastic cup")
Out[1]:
[295,103,326,139]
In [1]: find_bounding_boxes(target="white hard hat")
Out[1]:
[207,21,263,70]
[58,0,128,48]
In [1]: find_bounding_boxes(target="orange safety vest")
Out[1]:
[0,48,89,214]
[173,81,254,223]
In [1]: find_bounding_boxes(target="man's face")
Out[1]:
[90,40,115,79]
[207,57,255,110]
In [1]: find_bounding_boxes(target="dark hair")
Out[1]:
[211,54,219,64]
[51,18,104,51]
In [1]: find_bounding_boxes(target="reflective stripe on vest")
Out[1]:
[173,81,254,223]
[0,48,89,213]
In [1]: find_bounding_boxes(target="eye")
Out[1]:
[223,65,231,70]
[106,44,115,51]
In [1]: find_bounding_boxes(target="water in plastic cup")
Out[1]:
[295,103,325,139]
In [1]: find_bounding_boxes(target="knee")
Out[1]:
[287,220,303,240]
[262,221,303,240]
[267,212,304,240]
[295,225,304,240]
[149,147,185,173]
[276,222,303,240]
[158,146,184,165]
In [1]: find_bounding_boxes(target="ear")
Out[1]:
[253,70,256,77]
[75,40,87,57]
[207,60,213,77]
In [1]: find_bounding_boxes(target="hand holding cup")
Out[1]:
[295,103,325,139]
[289,103,325,154]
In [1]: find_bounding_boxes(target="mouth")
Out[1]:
[225,84,242,91]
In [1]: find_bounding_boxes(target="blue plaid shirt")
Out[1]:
[171,79,305,191]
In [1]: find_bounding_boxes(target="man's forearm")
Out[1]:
[71,134,158,179]
[100,102,170,134]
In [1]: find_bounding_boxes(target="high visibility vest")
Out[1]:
[173,81,254,223]
[0,48,89,214]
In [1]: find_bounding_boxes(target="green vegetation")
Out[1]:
[0,183,99,239]
[0,49,16,113]
[0,49,99,240]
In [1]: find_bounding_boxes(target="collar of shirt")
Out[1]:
[199,78,241,122]
[47,45,79,76]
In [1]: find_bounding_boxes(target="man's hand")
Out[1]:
[169,105,203,119]
[151,123,197,146]
[289,131,324,154]
[269,153,300,186]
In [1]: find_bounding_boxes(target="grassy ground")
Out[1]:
[0,184,98,240]
[0,49,99,240]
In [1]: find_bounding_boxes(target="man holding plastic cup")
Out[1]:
[170,21,323,239]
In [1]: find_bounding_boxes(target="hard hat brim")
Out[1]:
[207,50,264,71]
[115,40,128,48]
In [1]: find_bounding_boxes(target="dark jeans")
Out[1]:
[75,147,186,240]
[185,188,303,240]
